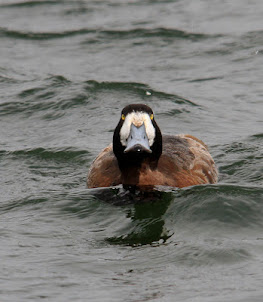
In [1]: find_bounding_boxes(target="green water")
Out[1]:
[1,1,263,301]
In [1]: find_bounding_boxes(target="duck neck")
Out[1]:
[118,157,158,186]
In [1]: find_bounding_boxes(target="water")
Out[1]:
[0,0,263,301]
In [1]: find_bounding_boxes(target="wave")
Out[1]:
[0,1,61,8]
[0,77,197,117]
[0,26,219,42]
[1,181,262,248]
[239,30,263,49]
[169,184,263,227]
[98,27,216,41]
[0,75,84,117]
[104,184,263,246]
[84,80,197,106]
[1,147,90,164]
[0,75,20,84]
[0,27,94,40]
[217,136,263,185]
[88,184,263,223]
[60,183,263,246]
[249,132,263,142]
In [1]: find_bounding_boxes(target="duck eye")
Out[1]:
[121,114,125,120]
[150,114,154,120]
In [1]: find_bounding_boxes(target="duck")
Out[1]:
[87,104,218,188]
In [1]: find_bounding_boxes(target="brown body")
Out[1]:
[87,134,218,188]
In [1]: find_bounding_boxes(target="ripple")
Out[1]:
[0,78,196,118]
[168,241,252,266]
[1,147,90,164]
[0,27,94,40]
[98,27,217,42]
[0,26,219,42]
[240,30,263,49]
[0,196,49,213]
[0,1,60,8]
[0,76,85,117]
[2,181,262,249]
[84,80,197,106]
[170,184,263,228]
[0,74,19,84]
[218,137,263,185]
[189,76,224,83]
[84,183,263,246]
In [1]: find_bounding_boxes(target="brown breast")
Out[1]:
[87,135,218,188]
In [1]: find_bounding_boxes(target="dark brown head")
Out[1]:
[113,104,162,169]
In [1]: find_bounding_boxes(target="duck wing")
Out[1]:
[87,144,121,188]
[158,134,218,187]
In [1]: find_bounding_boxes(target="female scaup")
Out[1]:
[87,104,218,188]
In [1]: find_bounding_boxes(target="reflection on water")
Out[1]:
[87,183,263,246]
[90,185,174,245]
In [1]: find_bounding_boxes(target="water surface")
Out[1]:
[1,0,263,301]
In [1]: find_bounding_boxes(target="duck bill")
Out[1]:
[124,123,152,154]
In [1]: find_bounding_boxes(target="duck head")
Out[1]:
[113,104,162,169]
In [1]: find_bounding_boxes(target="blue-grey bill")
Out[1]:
[124,123,152,153]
